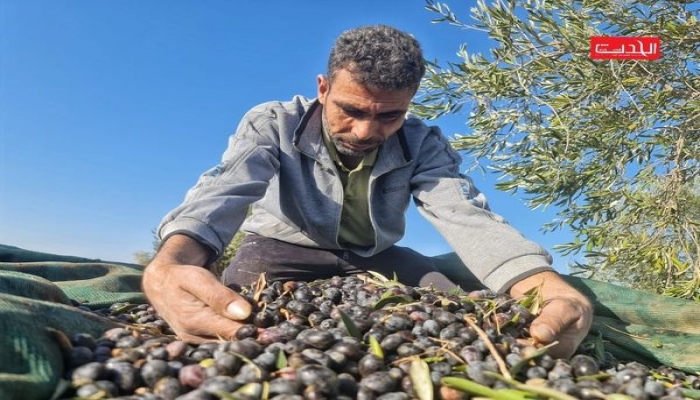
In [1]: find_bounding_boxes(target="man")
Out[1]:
[143,25,592,358]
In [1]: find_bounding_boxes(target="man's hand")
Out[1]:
[508,271,593,359]
[142,234,252,342]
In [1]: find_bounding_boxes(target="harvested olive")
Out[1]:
[64,275,686,400]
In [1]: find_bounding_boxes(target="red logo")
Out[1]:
[590,36,661,60]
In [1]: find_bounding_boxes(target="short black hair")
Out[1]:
[328,25,425,92]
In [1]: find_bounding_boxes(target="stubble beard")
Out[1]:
[322,109,383,158]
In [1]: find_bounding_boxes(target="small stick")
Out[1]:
[463,315,512,380]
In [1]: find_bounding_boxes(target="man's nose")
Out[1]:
[353,119,378,141]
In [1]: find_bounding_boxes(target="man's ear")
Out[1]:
[317,74,330,104]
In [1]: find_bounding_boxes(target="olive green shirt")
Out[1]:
[321,129,377,248]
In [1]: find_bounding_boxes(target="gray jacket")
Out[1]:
[159,96,553,292]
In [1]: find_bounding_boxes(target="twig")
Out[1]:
[463,315,512,380]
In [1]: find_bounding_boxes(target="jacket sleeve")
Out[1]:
[157,104,281,260]
[409,125,554,293]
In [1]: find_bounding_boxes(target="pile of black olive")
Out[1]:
[61,274,700,399]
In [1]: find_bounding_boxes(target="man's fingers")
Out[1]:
[146,265,254,342]
[529,321,556,344]
[529,315,579,359]
[529,296,591,358]
[179,267,253,321]
[173,307,247,342]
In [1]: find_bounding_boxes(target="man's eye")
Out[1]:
[344,109,365,118]
[379,115,401,123]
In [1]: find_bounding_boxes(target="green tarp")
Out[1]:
[2,244,700,400]
[0,245,146,400]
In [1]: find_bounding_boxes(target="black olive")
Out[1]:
[360,371,398,394]
[140,359,169,387]
[296,364,338,395]
[570,354,600,377]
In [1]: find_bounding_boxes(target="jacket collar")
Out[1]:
[293,99,413,175]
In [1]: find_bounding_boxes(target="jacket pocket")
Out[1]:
[382,185,407,194]
[377,184,411,213]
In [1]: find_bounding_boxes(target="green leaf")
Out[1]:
[367,270,390,282]
[110,303,139,315]
[484,371,580,400]
[448,285,464,295]
[213,390,243,400]
[337,308,362,339]
[508,345,549,376]
[680,388,700,400]
[373,294,414,310]
[276,348,288,370]
[368,334,384,359]
[441,377,525,400]
[410,358,434,400]
[233,383,262,399]
[228,352,262,379]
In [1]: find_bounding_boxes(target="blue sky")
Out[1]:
[0,1,575,271]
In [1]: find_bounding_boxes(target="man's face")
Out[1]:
[317,69,415,157]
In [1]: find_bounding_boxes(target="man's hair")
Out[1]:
[327,25,425,92]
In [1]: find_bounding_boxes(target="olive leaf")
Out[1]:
[337,308,362,339]
[448,285,464,295]
[483,371,580,400]
[276,348,288,370]
[109,303,139,315]
[368,334,384,359]
[440,296,459,309]
[213,390,242,400]
[409,357,433,400]
[441,376,526,400]
[422,356,445,363]
[252,273,268,303]
[233,383,263,399]
[517,284,544,316]
[261,381,270,400]
[366,270,391,283]
[508,345,550,377]
[364,270,408,290]
[680,388,700,400]
[229,352,262,379]
[373,294,414,310]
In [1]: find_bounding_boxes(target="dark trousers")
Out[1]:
[221,235,456,291]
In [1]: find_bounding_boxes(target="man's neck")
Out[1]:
[338,153,363,170]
